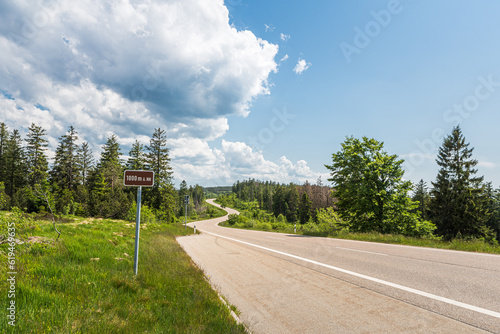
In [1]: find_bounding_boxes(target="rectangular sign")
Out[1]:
[124,170,154,187]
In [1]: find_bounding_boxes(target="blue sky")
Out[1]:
[1,0,500,188]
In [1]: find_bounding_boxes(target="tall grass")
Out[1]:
[0,211,245,333]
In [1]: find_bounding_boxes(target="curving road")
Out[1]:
[177,199,500,333]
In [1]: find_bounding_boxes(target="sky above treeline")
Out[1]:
[1,0,500,188]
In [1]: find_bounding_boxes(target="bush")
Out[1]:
[255,222,272,231]
[271,221,288,230]
[316,207,350,233]
[227,214,238,226]
[126,203,158,224]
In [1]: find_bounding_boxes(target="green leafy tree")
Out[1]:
[325,136,420,234]
[25,123,49,187]
[0,182,9,210]
[429,125,490,240]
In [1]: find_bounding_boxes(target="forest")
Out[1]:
[0,122,217,223]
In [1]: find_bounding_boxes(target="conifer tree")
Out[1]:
[77,142,94,186]
[0,122,9,184]
[97,134,123,189]
[4,130,26,199]
[51,126,79,191]
[145,128,175,220]
[430,125,490,239]
[299,192,312,224]
[127,140,145,170]
[25,123,49,186]
[412,179,430,221]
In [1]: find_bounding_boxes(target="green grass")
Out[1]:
[220,213,500,255]
[0,211,245,333]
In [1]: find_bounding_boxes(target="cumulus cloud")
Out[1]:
[280,54,289,62]
[280,33,290,41]
[0,0,278,124]
[293,58,311,74]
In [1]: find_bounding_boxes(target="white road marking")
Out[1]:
[204,230,500,320]
[336,247,387,256]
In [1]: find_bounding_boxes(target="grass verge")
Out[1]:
[219,213,500,255]
[0,210,246,333]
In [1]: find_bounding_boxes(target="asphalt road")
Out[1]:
[177,199,500,333]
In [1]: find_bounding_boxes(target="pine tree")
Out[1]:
[145,128,175,218]
[299,192,312,224]
[98,134,123,189]
[77,142,94,186]
[286,185,300,222]
[51,126,79,191]
[25,123,49,186]
[430,125,490,239]
[4,130,26,199]
[127,140,145,170]
[412,179,430,221]
[0,122,9,184]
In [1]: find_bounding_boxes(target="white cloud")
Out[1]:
[0,0,278,125]
[293,58,311,74]
[280,54,289,62]
[478,161,496,169]
[265,24,275,32]
[280,33,290,41]
[170,140,326,186]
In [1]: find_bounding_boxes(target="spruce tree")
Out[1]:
[77,142,94,186]
[430,125,489,239]
[25,123,49,186]
[299,192,312,224]
[0,122,9,184]
[127,140,145,170]
[51,126,79,191]
[4,130,26,199]
[412,179,430,221]
[145,128,175,220]
[98,134,123,189]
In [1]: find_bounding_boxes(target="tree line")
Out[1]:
[0,122,205,222]
[219,178,335,224]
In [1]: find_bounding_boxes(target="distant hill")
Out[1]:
[203,186,232,196]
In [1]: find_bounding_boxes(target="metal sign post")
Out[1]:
[133,186,142,276]
[124,170,154,275]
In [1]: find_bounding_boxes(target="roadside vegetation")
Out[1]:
[0,209,245,333]
[217,126,500,254]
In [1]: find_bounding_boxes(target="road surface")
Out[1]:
[177,199,500,333]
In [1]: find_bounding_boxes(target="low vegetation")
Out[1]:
[218,200,500,254]
[0,209,245,333]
